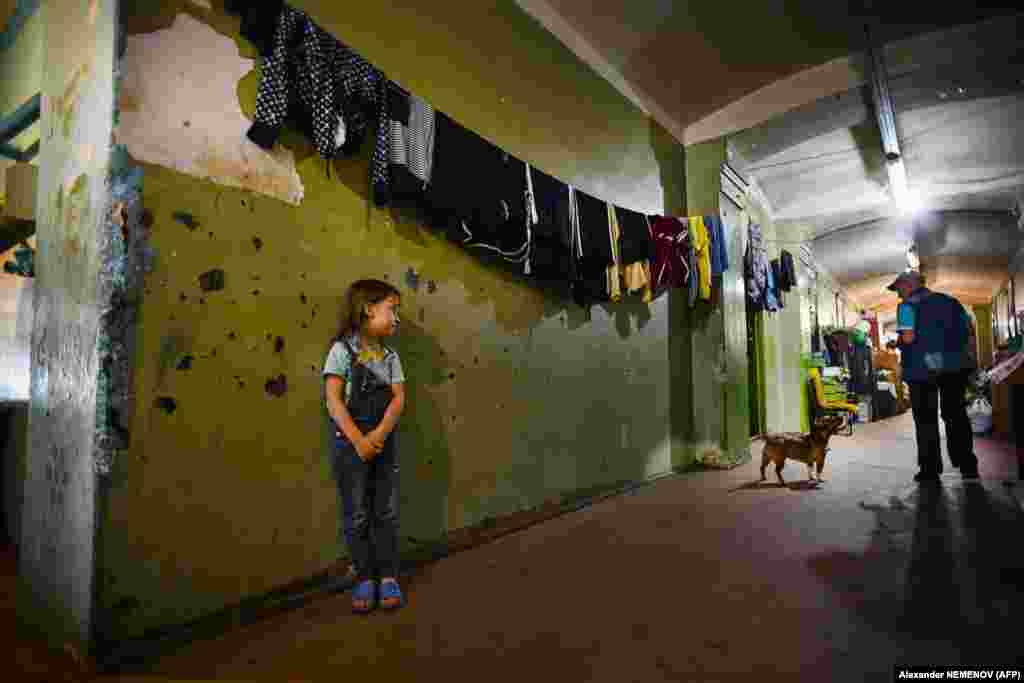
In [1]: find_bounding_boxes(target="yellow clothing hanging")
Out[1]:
[691,216,712,300]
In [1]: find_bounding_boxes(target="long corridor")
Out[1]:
[100,415,1024,682]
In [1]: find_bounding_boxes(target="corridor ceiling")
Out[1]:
[514,1,1023,314]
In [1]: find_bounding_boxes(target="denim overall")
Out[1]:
[331,338,400,581]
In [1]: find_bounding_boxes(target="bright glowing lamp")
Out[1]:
[898,189,923,215]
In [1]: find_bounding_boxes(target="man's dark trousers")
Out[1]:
[907,368,978,476]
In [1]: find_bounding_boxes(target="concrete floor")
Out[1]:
[8,413,1024,681]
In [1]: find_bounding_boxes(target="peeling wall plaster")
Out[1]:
[116,13,304,206]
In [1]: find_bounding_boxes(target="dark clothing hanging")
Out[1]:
[780,249,798,291]
[649,216,690,293]
[226,0,285,58]
[745,223,771,312]
[527,167,572,281]
[247,5,386,163]
[373,81,436,206]
[425,112,528,258]
[848,343,875,395]
[574,189,613,278]
[770,258,785,308]
[615,206,653,266]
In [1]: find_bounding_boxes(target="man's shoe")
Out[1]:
[914,472,941,483]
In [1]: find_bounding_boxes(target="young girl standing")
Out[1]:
[322,279,406,613]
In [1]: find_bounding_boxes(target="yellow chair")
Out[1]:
[808,367,858,436]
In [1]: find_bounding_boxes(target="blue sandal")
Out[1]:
[352,579,377,614]
[379,580,404,609]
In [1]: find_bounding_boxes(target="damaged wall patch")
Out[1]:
[117,13,305,205]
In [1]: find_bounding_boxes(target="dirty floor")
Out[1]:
[9,413,1024,682]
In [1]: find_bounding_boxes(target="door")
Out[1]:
[746,297,766,436]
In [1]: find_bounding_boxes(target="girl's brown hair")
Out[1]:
[335,279,401,340]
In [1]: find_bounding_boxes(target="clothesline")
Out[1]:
[232,0,742,311]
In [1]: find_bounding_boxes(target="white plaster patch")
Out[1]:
[116,13,304,205]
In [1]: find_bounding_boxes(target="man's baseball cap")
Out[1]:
[886,270,924,292]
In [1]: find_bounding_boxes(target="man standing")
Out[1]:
[888,270,979,483]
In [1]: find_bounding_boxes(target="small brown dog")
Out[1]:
[752,414,846,485]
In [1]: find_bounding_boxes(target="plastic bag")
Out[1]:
[966,397,992,435]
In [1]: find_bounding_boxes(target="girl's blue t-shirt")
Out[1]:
[897,302,916,331]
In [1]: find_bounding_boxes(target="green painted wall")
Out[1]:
[19,0,117,651]
[96,2,689,642]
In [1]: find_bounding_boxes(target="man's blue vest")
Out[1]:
[899,288,972,383]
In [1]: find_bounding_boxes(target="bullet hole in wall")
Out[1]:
[474,356,479,365]
[141,209,154,228]
[252,237,263,251]
[176,355,194,370]
[179,292,187,302]
[228,331,237,340]
[241,199,247,207]
[211,348,218,357]
[300,293,307,304]
[252,289,260,296]
[405,268,420,290]
[183,120,191,127]
[301,322,308,329]
[198,269,225,292]
[200,298,206,305]
[172,211,198,231]
[208,232,214,239]
[274,336,285,353]
[156,397,177,415]
[427,280,437,293]
[234,376,245,389]
[300,272,307,280]
[448,372,455,380]
[265,374,287,397]
[265,333,272,341]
